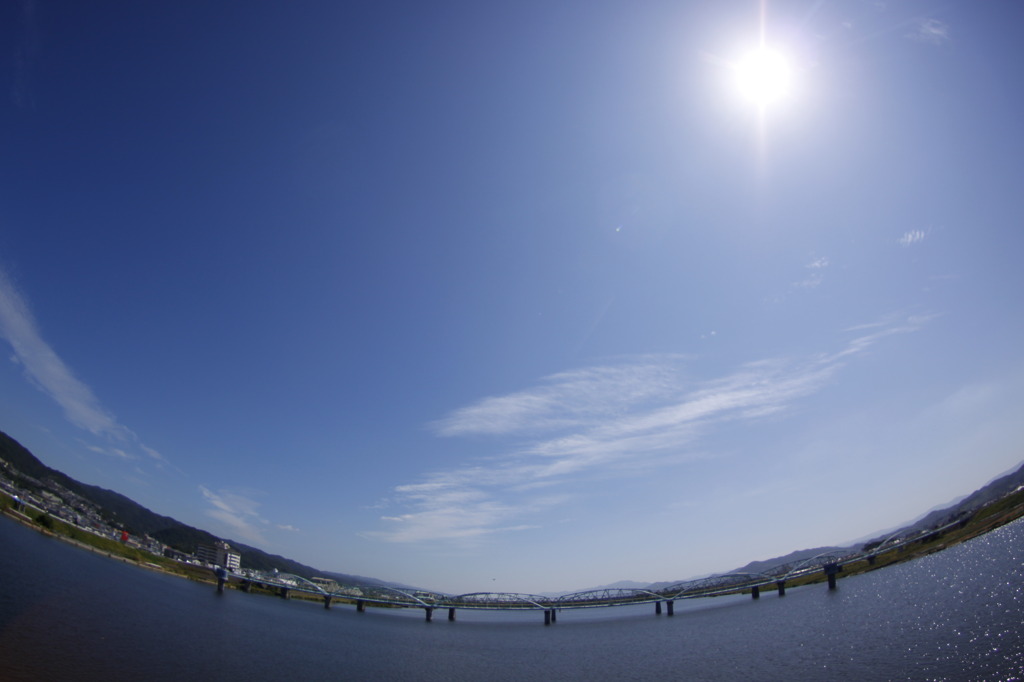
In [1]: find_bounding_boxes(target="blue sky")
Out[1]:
[2,0,1023,594]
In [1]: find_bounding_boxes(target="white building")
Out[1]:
[197,540,241,570]
[311,577,339,592]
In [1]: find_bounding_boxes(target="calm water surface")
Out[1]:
[2,516,1023,680]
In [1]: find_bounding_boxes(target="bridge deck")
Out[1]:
[230,517,966,613]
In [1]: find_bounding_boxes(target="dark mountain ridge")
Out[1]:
[5,429,1022,595]
[645,462,1024,591]
[861,460,1024,548]
[0,430,396,583]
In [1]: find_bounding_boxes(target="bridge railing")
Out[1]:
[228,515,973,612]
[554,588,663,608]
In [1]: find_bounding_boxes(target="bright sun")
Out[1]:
[735,47,792,107]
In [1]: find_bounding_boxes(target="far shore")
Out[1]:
[5,486,1024,609]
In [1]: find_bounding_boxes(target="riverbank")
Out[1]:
[5,484,1024,605]
[0,497,218,587]
[737,487,1024,596]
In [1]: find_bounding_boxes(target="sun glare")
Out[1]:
[735,47,792,108]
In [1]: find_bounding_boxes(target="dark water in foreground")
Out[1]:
[1,517,1023,681]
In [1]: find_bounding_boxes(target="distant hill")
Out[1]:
[541,579,651,597]
[726,546,850,575]
[642,546,850,591]
[862,461,1024,548]
[319,571,422,591]
[7,428,1022,594]
[0,430,390,583]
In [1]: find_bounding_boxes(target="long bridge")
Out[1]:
[217,516,969,625]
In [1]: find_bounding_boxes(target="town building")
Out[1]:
[197,540,241,571]
[310,577,339,592]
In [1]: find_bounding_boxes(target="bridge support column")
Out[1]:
[751,585,760,600]
[544,610,552,626]
[448,608,456,621]
[867,554,877,565]
[823,563,840,590]
[279,587,290,600]
[776,580,786,597]
[667,600,674,616]
[215,567,227,593]
[323,595,332,609]
[655,600,662,615]
[240,580,252,593]
[356,600,366,613]
[550,609,557,623]
[424,607,433,622]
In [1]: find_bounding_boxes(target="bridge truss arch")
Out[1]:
[554,588,664,608]
[446,593,552,610]
[777,550,857,581]
[349,585,447,607]
[661,572,776,599]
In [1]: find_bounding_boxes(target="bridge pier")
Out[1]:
[424,607,433,622]
[551,609,557,623]
[279,587,290,599]
[823,563,840,590]
[655,600,662,615]
[544,609,552,626]
[751,585,760,600]
[356,599,366,613]
[240,580,252,593]
[448,608,456,621]
[776,580,786,596]
[867,554,877,566]
[323,595,332,609]
[666,600,674,616]
[214,567,228,594]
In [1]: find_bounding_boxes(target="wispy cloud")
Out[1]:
[373,488,547,544]
[908,18,949,45]
[432,360,685,438]
[898,229,926,247]
[0,265,167,465]
[794,256,829,289]
[82,442,135,460]
[199,486,299,543]
[825,313,936,363]
[369,317,930,544]
[139,445,167,463]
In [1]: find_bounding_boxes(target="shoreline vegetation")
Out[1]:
[5,485,1024,610]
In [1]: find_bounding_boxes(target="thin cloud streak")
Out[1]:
[199,485,297,544]
[0,268,124,438]
[432,360,685,437]
[899,229,926,246]
[0,266,167,465]
[372,317,930,544]
[908,18,949,45]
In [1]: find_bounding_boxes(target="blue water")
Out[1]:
[2,516,1023,680]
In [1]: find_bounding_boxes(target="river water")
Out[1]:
[1,516,1023,681]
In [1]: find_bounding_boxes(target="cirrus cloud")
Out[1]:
[0,266,167,465]
[369,316,931,545]
[898,230,926,247]
[908,18,949,45]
